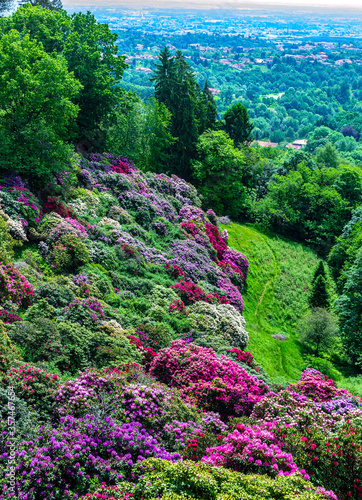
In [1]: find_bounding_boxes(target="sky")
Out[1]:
[62,0,362,10]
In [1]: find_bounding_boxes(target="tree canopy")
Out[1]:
[224,102,255,146]
[0,29,81,179]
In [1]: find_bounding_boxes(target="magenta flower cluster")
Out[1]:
[150,340,270,417]
[201,422,310,480]
[0,262,33,307]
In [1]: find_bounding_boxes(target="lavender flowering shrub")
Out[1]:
[0,415,181,499]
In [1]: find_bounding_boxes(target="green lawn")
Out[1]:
[221,222,321,383]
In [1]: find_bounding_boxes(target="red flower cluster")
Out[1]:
[181,221,200,237]
[227,348,259,372]
[171,280,229,306]
[205,223,227,260]
[111,161,130,174]
[169,299,188,315]
[0,309,22,324]
[128,335,156,371]
[183,432,206,461]
[293,423,362,500]
[165,263,185,278]
[42,196,75,219]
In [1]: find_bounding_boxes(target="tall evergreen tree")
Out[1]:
[200,79,217,132]
[224,102,254,146]
[152,47,208,179]
[309,275,329,309]
[151,46,175,110]
[312,260,327,283]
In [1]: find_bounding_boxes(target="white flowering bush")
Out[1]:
[68,189,100,217]
[149,285,179,310]
[99,217,122,229]
[189,301,249,349]
[8,218,28,242]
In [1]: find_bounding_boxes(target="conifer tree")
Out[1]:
[224,102,254,146]
[152,47,209,179]
[309,274,329,309]
[200,80,217,132]
[151,46,175,111]
[312,260,327,283]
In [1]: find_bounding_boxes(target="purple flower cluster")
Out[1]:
[217,277,244,313]
[63,298,105,325]
[222,248,249,279]
[116,231,168,266]
[179,205,205,223]
[120,384,171,434]
[55,370,118,416]
[167,239,222,284]
[0,415,180,499]
[162,420,203,450]
[151,219,167,235]
[201,412,228,435]
[72,274,91,286]
[0,173,27,189]
[316,396,362,416]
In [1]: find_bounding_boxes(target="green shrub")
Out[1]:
[0,322,21,373]
[132,458,333,499]
[35,282,75,308]
[50,233,89,273]
[8,318,64,365]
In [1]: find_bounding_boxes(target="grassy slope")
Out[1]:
[222,222,321,383]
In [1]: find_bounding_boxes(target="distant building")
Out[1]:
[286,139,308,150]
[255,141,278,148]
[209,88,221,95]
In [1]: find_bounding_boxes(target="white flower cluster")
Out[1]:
[189,301,249,349]
[8,218,28,242]
[221,229,229,243]
[99,217,122,229]
[68,190,100,217]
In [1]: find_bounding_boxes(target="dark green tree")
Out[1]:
[316,142,339,169]
[224,102,254,146]
[152,48,206,178]
[191,130,247,217]
[64,11,127,148]
[151,46,175,111]
[309,275,329,309]
[0,4,70,53]
[200,79,217,132]
[0,6,127,150]
[312,260,327,283]
[335,249,362,369]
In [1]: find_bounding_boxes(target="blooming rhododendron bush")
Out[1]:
[0,155,360,500]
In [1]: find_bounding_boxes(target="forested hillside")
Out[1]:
[0,3,362,500]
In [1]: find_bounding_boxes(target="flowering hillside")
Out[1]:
[0,154,361,499]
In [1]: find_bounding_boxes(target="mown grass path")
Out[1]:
[221,222,320,382]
